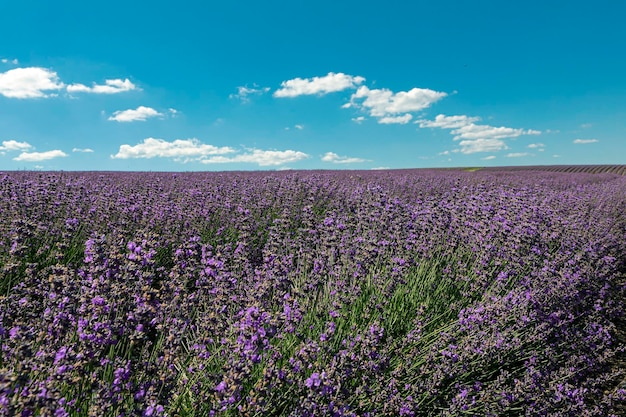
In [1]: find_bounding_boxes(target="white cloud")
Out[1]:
[417,114,480,129]
[1,141,71,162]
[458,138,508,154]
[112,139,307,166]
[0,67,64,98]
[0,140,33,151]
[13,150,68,162]
[108,106,163,122]
[72,148,94,153]
[573,138,599,144]
[481,155,496,160]
[419,114,540,141]
[112,138,235,161]
[202,149,309,166]
[230,85,270,102]
[527,143,545,149]
[451,124,539,141]
[506,152,530,158]
[344,86,446,121]
[378,114,413,124]
[274,72,365,98]
[67,78,137,94]
[351,116,366,124]
[321,151,368,164]
[417,113,540,154]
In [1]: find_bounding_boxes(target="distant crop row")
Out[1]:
[478,165,626,175]
[1,170,625,416]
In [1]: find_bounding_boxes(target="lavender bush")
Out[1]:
[1,169,624,416]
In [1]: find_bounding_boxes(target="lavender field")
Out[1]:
[1,169,625,416]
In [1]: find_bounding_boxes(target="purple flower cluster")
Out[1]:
[0,169,625,416]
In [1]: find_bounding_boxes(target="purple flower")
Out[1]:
[65,218,79,228]
[54,407,69,417]
[9,326,19,339]
[399,403,414,416]
[305,372,323,388]
[54,346,68,364]
[134,388,146,400]
[144,404,164,416]
[215,381,227,393]
[56,365,69,375]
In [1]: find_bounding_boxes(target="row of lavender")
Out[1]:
[479,165,626,175]
[1,170,625,416]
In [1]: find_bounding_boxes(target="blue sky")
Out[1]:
[1,0,624,171]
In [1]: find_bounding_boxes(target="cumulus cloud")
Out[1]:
[0,140,33,151]
[527,143,545,149]
[418,114,540,141]
[202,149,309,166]
[458,138,508,154]
[274,72,365,98]
[378,114,413,124]
[0,67,65,98]
[573,138,599,144]
[417,113,540,154]
[112,138,307,167]
[67,78,137,94]
[451,124,539,141]
[72,148,94,153]
[13,150,68,162]
[112,138,235,161]
[344,86,446,122]
[230,85,270,103]
[2,140,68,162]
[0,68,139,99]
[108,106,163,122]
[417,114,481,129]
[321,152,368,164]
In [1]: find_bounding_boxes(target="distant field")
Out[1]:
[476,164,626,175]
[1,169,625,416]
